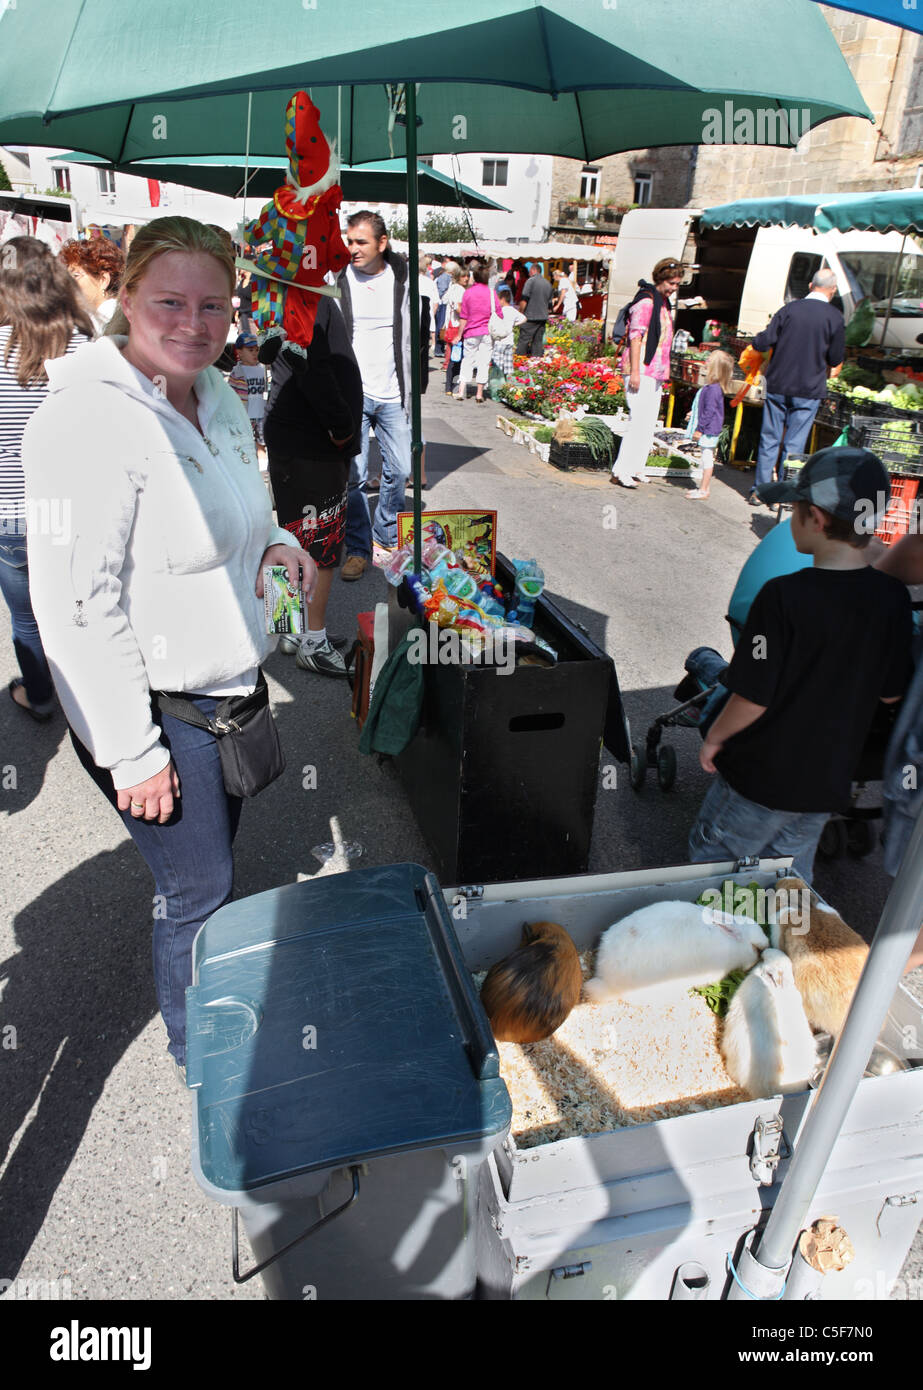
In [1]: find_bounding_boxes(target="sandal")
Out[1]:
[685,489,709,500]
[8,678,54,723]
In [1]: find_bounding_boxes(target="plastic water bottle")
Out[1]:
[382,544,415,586]
[512,559,545,628]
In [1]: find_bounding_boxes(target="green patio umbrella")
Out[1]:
[0,0,873,571]
[48,151,510,210]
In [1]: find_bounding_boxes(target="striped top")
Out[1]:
[0,326,90,528]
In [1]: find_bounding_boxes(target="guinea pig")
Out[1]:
[584,900,767,1006]
[720,948,817,1100]
[768,876,868,1036]
[480,921,582,1044]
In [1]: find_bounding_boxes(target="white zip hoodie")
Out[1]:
[23,336,297,791]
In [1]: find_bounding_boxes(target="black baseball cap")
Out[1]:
[757,447,891,526]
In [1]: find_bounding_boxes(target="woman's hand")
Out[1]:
[118,759,181,824]
[256,543,317,602]
[628,371,641,393]
[699,735,723,775]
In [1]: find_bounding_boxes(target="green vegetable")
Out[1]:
[845,299,875,348]
[691,969,749,1018]
[533,426,554,443]
[578,417,617,462]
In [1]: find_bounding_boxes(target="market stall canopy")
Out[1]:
[807,0,923,34]
[700,193,859,230]
[0,0,872,163]
[48,152,510,210]
[407,239,614,263]
[814,188,923,235]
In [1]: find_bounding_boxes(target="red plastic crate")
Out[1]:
[875,478,919,546]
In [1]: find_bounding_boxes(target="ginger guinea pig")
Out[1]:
[480,921,582,1044]
[769,877,869,1036]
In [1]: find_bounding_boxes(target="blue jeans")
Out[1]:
[754,394,821,491]
[71,696,243,1066]
[688,773,829,884]
[0,530,55,710]
[345,395,412,553]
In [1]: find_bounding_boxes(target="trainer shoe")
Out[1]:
[341,555,368,582]
[279,631,347,654]
[295,637,348,677]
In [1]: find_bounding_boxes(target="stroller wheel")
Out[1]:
[817,818,848,861]
[657,744,677,791]
[846,819,875,858]
[629,741,647,791]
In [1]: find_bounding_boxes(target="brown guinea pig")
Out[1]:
[480,921,582,1044]
[769,876,869,1036]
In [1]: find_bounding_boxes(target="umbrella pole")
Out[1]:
[405,83,423,577]
[729,807,923,1295]
[880,231,908,348]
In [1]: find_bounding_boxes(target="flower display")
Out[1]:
[499,350,625,419]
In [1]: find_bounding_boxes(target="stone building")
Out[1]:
[547,7,923,237]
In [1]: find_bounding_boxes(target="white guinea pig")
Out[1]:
[584,900,767,1006]
[720,948,817,1100]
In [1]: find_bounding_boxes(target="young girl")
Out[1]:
[685,350,733,500]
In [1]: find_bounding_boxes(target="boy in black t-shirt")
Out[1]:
[688,447,913,882]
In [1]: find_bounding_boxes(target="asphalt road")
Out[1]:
[1,380,920,1304]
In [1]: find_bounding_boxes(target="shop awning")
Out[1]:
[814,188,923,235]
[699,193,856,230]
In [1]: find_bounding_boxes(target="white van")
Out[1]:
[0,190,81,250]
[607,207,923,350]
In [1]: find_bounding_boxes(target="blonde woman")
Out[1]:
[684,350,733,500]
[23,217,315,1075]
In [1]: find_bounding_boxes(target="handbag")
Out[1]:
[488,290,506,341]
[153,669,284,798]
[443,323,459,344]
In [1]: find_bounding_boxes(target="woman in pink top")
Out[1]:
[611,258,682,487]
[455,264,496,404]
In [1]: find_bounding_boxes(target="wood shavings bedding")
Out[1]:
[474,951,748,1149]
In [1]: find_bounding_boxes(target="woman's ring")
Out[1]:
[130,801,144,809]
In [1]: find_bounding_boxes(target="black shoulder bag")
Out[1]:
[154,669,284,798]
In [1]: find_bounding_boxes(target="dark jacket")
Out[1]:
[336,248,429,410]
[752,297,845,400]
[263,296,363,460]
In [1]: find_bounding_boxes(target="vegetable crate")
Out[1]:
[815,396,853,430]
[549,438,614,472]
[848,415,923,477]
[461,864,923,1302]
[681,358,708,386]
[876,477,920,548]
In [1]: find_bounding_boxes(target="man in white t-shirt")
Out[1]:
[337,211,430,578]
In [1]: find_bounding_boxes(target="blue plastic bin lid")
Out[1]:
[186,863,511,1193]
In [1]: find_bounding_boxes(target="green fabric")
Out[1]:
[700,193,856,230]
[815,189,923,235]
[48,153,509,209]
[0,0,871,163]
[358,632,424,758]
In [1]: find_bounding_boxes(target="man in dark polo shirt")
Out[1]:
[748,269,845,505]
[517,264,554,357]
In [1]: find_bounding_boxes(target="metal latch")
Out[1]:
[551,1261,592,1280]
[455,885,485,901]
[750,1114,791,1186]
[876,1192,922,1237]
[734,855,761,871]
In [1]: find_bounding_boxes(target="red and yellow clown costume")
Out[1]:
[245,92,350,352]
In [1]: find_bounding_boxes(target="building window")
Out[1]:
[482,159,509,187]
[98,168,116,196]
[580,167,600,201]
[633,173,653,206]
[53,167,71,194]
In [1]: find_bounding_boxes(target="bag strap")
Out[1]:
[154,670,268,735]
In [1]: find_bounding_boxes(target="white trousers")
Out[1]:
[459,334,492,386]
[612,374,662,481]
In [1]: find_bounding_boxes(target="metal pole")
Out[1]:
[404,83,423,578]
[751,807,923,1277]
[880,230,908,348]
